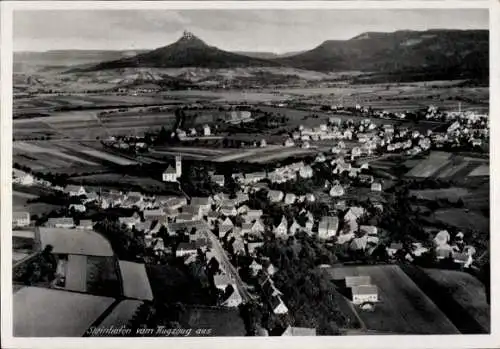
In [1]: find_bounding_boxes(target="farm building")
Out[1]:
[274,216,288,237]
[269,295,288,315]
[359,225,378,236]
[203,125,211,136]
[318,216,339,240]
[45,217,74,229]
[268,190,284,203]
[387,243,404,256]
[284,193,297,205]
[329,184,345,197]
[211,174,225,187]
[69,204,86,213]
[288,220,302,235]
[64,185,86,197]
[434,230,451,246]
[76,220,93,230]
[13,212,30,227]
[249,260,263,276]
[345,275,372,288]
[436,244,453,260]
[371,182,382,192]
[176,242,198,257]
[13,169,34,186]
[350,285,379,305]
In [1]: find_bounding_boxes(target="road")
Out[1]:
[206,231,253,302]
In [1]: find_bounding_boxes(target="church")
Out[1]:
[162,155,182,182]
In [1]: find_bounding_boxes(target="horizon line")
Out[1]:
[12,27,488,54]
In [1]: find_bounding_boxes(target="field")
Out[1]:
[13,140,141,174]
[69,173,182,195]
[409,188,470,203]
[152,144,317,164]
[323,265,459,334]
[181,306,245,336]
[402,266,489,333]
[427,208,489,233]
[13,188,62,216]
[405,151,489,180]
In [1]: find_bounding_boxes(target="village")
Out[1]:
[11,101,489,336]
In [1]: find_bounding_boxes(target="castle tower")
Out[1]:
[175,155,182,178]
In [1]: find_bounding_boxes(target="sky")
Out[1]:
[13,9,489,53]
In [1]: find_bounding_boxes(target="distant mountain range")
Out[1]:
[277,29,489,80]
[16,29,489,82]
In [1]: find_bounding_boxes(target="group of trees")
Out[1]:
[257,233,352,335]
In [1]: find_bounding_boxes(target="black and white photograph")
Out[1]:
[1,0,496,347]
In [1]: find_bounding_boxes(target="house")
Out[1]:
[211,174,225,187]
[273,216,288,237]
[268,190,284,203]
[249,260,263,276]
[284,193,297,205]
[411,242,429,257]
[350,285,378,305]
[13,169,35,186]
[143,208,165,221]
[83,192,99,204]
[305,193,315,202]
[76,220,93,230]
[318,216,339,240]
[219,217,234,237]
[214,274,234,291]
[232,173,244,182]
[434,230,451,246]
[387,242,403,256]
[453,252,473,267]
[329,184,345,197]
[176,212,197,223]
[299,165,314,179]
[345,276,371,288]
[302,141,311,149]
[45,217,74,229]
[359,225,378,236]
[281,326,317,336]
[203,124,211,136]
[315,153,326,163]
[13,211,30,227]
[344,207,365,227]
[243,172,267,184]
[69,204,86,213]
[245,209,263,222]
[118,216,140,229]
[350,236,368,251]
[269,295,288,314]
[247,242,264,256]
[288,220,301,236]
[190,197,212,215]
[64,185,86,197]
[436,244,453,260]
[283,138,295,147]
[162,196,188,210]
[351,147,362,158]
[176,242,199,257]
[222,287,243,308]
[219,204,237,217]
[371,182,382,192]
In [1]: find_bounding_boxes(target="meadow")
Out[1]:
[324,265,459,334]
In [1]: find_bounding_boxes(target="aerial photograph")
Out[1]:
[11,8,489,337]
